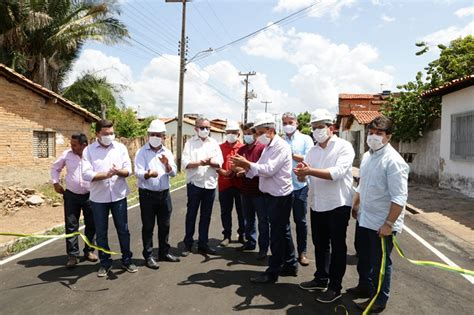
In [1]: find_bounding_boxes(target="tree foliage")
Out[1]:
[297,111,311,135]
[383,35,474,142]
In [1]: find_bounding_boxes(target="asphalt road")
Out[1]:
[1,186,473,314]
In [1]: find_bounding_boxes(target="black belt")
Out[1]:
[139,188,169,195]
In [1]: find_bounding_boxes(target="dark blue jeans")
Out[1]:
[241,194,269,253]
[139,189,172,259]
[91,198,132,268]
[311,206,351,292]
[292,186,308,255]
[184,184,215,249]
[354,221,370,289]
[63,190,95,256]
[265,193,297,279]
[219,186,245,239]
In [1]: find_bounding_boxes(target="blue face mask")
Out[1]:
[243,135,255,144]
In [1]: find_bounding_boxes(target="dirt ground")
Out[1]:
[0,167,51,187]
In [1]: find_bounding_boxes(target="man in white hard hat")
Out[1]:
[134,119,180,270]
[294,109,355,303]
[217,120,246,247]
[232,112,297,284]
[281,112,314,267]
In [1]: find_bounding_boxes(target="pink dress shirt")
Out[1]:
[51,149,89,195]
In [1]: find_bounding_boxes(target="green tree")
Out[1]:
[297,111,311,135]
[0,0,128,92]
[383,36,474,142]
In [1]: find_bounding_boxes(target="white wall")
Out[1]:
[439,86,474,197]
[340,121,365,162]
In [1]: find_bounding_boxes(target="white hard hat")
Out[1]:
[253,112,275,128]
[310,109,333,124]
[147,119,167,133]
[225,120,240,131]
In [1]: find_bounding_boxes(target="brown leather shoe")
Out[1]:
[298,253,310,266]
[84,251,98,262]
[66,256,79,268]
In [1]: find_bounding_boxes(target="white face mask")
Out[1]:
[149,136,162,148]
[197,128,210,139]
[257,133,271,146]
[243,135,255,145]
[100,134,115,146]
[367,134,385,151]
[283,124,297,135]
[226,134,238,144]
[313,128,329,143]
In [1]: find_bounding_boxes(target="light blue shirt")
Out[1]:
[134,143,177,191]
[284,130,314,190]
[357,143,409,233]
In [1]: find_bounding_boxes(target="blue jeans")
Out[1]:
[354,221,370,289]
[184,184,215,249]
[265,193,297,279]
[292,186,308,255]
[241,194,269,253]
[219,186,245,239]
[91,198,132,268]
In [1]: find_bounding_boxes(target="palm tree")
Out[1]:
[0,0,128,92]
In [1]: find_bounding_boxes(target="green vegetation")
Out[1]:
[6,226,65,256]
[297,111,311,135]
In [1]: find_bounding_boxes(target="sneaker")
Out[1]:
[299,278,329,291]
[346,285,371,298]
[219,238,231,247]
[355,300,386,313]
[237,244,256,251]
[97,265,111,277]
[66,256,79,268]
[316,289,342,303]
[182,246,192,257]
[122,263,138,273]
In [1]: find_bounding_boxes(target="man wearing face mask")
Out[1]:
[217,121,245,247]
[282,112,314,267]
[231,113,297,284]
[82,119,136,277]
[353,116,409,313]
[294,109,355,303]
[182,116,224,256]
[134,119,179,270]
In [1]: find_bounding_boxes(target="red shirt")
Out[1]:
[237,142,265,196]
[218,141,244,192]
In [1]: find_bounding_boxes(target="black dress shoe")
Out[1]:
[279,268,298,277]
[250,273,277,284]
[145,257,160,269]
[198,246,217,255]
[159,253,181,262]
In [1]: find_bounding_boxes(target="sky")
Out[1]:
[64,0,474,122]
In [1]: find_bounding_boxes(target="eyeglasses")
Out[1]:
[198,127,210,130]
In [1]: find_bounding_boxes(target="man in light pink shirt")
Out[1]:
[51,133,97,268]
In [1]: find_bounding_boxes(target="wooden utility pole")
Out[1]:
[101,103,106,119]
[261,100,272,113]
[239,71,256,124]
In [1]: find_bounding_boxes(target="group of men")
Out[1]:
[51,109,408,312]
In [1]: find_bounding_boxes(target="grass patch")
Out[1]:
[171,172,186,190]
[6,226,65,256]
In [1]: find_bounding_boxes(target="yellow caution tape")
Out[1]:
[362,236,387,315]
[0,232,118,255]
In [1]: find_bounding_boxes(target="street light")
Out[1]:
[186,48,213,65]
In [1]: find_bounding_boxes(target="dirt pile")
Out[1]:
[0,186,49,215]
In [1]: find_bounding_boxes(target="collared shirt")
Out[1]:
[284,130,314,190]
[357,143,409,233]
[51,149,89,195]
[82,140,132,203]
[246,135,293,197]
[182,135,223,189]
[134,143,177,191]
[237,142,265,196]
[218,141,244,192]
[306,135,355,212]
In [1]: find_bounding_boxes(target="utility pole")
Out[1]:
[261,100,272,113]
[239,71,256,124]
[101,103,106,119]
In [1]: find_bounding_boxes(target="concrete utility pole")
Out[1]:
[261,100,272,113]
[239,71,256,124]
[101,103,106,119]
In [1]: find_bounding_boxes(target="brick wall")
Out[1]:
[338,98,382,115]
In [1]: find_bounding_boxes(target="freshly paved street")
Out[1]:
[1,186,473,314]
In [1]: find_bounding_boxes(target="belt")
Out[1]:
[139,188,169,195]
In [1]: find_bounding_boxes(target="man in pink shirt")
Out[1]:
[51,133,97,268]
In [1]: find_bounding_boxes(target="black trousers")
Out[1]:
[139,188,173,258]
[63,190,95,256]
[311,205,351,292]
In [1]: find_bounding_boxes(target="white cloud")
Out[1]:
[381,14,395,22]
[421,21,474,45]
[455,6,474,18]
[274,0,356,20]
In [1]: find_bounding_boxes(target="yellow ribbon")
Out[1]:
[0,232,118,255]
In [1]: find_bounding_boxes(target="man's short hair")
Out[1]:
[71,133,88,145]
[367,116,393,135]
[195,115,209,126]
[241,122,255,132]
[282,112,297,120]
[95,119,114,133]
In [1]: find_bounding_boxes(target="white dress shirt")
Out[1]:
[306,135,355,212]
[182,135,223,189]
[134,143,177,191]
[82,140,132,203]
[247,135,293,197]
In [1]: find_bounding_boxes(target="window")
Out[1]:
[451,111,474,161]
[33,131,55,158]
